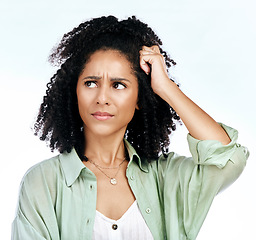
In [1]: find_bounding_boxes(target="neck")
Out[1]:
[83,129,127,166]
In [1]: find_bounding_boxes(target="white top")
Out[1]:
[92,201,154,240]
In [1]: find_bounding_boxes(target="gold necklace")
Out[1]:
[85,156,126,185]
[88,157,126,169]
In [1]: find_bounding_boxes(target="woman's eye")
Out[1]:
[113,82,126,90]
[84,81,97,88]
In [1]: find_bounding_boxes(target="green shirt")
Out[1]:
[12,124,249,240]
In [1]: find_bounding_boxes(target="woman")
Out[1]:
[12,16,249,240]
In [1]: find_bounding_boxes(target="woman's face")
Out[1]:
[76,49,138,138]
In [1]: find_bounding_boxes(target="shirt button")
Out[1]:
[86,219,91,224]
[130,175,135,180]
[145,208,151,214]
[89,185,93,190]
[112,224,118,230]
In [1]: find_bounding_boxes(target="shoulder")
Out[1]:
[24,154,60,177]
[19,154,62,193]
[149,151,193,176]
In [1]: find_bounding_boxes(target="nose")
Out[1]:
[96,84,110,105]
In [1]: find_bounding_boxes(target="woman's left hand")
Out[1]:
[139,45,172,97]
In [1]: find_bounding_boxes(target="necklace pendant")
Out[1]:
[110,178,117,185]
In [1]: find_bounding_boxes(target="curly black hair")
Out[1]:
[34,15,180,160]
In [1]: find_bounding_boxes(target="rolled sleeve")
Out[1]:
[187,123,249,169]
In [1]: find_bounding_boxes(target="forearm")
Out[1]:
[159,80,231,145]
[139,45,231,145]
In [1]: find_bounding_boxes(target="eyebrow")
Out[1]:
[82,76,131,82]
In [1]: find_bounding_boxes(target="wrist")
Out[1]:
[154,79,180,103]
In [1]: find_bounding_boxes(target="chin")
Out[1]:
[84,124,127,138]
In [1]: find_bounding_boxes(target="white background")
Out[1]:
[1,0,255,239]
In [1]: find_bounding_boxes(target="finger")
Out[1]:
[139,50,153,74]
[139,46,164,75]
[141,46,154,53]
[151,45,161,53]
[142,45,160,54]
[140,49,163,64]
[140,49,167,76]
[139,50,160,58]
[139,49,152,56]
[139,57,151,75]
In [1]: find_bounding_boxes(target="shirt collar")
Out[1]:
[124,139,149,173]
[59,139,149,187]
[59,148,86,187]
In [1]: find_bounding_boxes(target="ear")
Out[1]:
[135,103,140,110]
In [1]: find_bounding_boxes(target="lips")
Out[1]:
[91,111,114,121]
